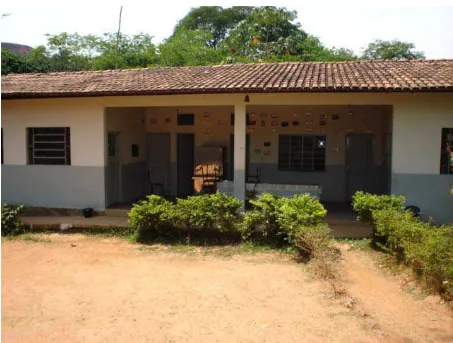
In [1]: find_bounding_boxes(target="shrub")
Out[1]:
[240,193,284,242]
[128,195,175,242]
[174,192,241,234]
[292,224,332,257]
[352,191,405,223]
[373,208,453,301]
[1,204,25,236]
[277,194,327,243]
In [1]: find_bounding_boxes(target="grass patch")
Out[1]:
[3,233,52,243]
[336,238,372,251]
[138,241,298,259]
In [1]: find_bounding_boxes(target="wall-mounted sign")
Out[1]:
[271,113,278,119]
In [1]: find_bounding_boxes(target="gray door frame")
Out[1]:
[345,133,375,200]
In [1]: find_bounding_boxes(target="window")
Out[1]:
[177,113,194,126]
[440,128,453,174]
[28,127,71,165]
[278,135,326,171]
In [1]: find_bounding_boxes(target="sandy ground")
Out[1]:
[2,234,452,343]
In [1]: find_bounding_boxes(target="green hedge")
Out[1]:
[129,192,329,256]
[1,204,24,236]
[373,208,453,301]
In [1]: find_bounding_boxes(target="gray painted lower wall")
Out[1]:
[2,165,106,210]
[392,174,453,224]
[121,161,147,203]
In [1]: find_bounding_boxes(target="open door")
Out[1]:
[177,133,195,197]
[147,133,171,195]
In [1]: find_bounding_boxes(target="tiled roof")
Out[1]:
[2,60,453,99]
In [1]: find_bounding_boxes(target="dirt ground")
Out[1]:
[2,234,452,343]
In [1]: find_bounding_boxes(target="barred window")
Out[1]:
[278,135,326,171]
[440,128,453,174]
[28,127,71,165]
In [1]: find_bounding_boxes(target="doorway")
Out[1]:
[177,134,195,197]
[147,133,171,195]
[346,134,375,200]
[106,132,121,206]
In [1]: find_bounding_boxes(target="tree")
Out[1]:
[172,6,253,48]
[158,30,225,66]
[362,39,425,60]
[1,48,26,75]
[92,33,158,70]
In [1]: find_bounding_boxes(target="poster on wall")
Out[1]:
[319,114,327,126]
[271,113,279,119]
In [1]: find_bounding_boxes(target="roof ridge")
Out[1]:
[5,59,453,78]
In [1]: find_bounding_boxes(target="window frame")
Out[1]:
[27,127,71,166]
[177,113,195,126]
[440,127,453,175]
[278,134,326,172]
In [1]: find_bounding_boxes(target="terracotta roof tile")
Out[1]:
[2,60,453,99]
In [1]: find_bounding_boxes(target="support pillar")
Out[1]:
[233,103,247,203]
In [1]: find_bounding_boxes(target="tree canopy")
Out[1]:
[361,39,425,60]
[1,6,426,75]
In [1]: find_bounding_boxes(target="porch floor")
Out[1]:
[21,206,372,238]
[21,215,129,229]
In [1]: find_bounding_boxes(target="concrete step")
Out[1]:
[104,208,130,217]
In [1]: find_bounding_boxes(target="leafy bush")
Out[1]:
[128,195,175,242]
[352,191,405,223]
[277,194,327,243]
[373,208,453,301]
[240,193,284,242]
[174,192,241,234]
[1,204,25,236]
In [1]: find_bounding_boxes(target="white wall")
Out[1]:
[105,107,146,165]
[392,96,453,174]
[2,98,105,167]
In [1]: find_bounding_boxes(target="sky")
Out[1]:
[1,1,453,59]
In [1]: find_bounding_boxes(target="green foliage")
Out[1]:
[362,39,425,60]
[1,204,24,236]
[128,195,174,242]
[352,191,406,223]
[174,192,241,233]
[173,6,253,48]
[240,193,284,242]
[277,194,327,242]
[158,30,225,67]
[2,7,427,74]
[373,208,453,300]
[1,48,26,75]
